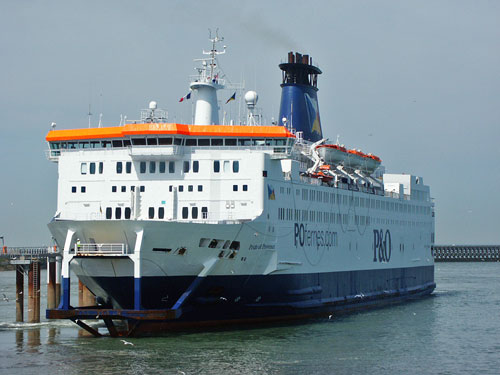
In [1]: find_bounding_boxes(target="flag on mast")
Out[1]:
[225,92,236,104]
[179,92,191,102]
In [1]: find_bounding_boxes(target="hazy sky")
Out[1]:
[1,0,499,246]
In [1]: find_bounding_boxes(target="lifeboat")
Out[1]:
[345,149,366,170]
[316,144,347,165]
[363,153,382,174]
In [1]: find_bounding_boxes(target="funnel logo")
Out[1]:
[304,93,322,137]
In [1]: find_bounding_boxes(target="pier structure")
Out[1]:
[432,245,500,262]
[1,246,60,323]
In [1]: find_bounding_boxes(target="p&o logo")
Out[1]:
[373,229,391,262]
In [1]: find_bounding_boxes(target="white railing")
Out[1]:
[74,243,128,255]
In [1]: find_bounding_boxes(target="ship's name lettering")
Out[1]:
[294,223,337,249]
[248,244,276,251]
[373,229,392,262]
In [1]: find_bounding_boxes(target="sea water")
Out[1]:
[0,263,499,375]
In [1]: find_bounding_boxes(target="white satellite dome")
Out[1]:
[149,101,157,110]
[244,91,258,108]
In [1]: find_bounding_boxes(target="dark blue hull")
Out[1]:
[79,265,434,329]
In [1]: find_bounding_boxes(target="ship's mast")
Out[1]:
[190,30,226,125]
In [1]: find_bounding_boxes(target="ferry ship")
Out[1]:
[46,36,435,336]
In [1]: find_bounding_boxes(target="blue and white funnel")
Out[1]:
[278,52,323,142]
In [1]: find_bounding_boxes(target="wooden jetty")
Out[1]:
[432,245,500,262]
[1,246,60,323]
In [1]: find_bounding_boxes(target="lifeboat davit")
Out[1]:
[316,144,347,164]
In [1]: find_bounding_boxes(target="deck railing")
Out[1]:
[74,243,128,255]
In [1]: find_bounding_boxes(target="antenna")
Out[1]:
[98,113,103,128]
[88,104,92,128]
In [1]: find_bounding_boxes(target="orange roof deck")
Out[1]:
[46,123,295,142]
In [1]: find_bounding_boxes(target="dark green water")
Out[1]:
[1,263,499,374]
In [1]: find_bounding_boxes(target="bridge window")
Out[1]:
[102,141,112,148]
[238,139,252,146]
[158,207,165,219]
[158,137,172,145]
[193,161,199,173]
[132,138,146,146]
[186,139,197,146]
[232,161,239,173]
[125,207,131,219]
[198,139,209,146]
[123,140,131,147]
[116,162,123,174]
[173,138,182,145]
[115,207,122,219]
[230,241,240,250]
[159,161,166,173]
[126,162,132,174]
[112,140,123,148]
[211,139,223,146]
[225,139,237,146]
[147,138,157,145]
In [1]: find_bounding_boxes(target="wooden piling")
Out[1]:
[15,265,24,322]
[55,255,61,307]
[28,263,34,323]
[34,261,40,323]
[47,259,56,309]
[28,262,41,323]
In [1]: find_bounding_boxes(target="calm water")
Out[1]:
[0,263,499,375]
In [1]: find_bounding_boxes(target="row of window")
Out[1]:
[285,187,432,215]
[81,162,104,175]
[103,206,210,220]
[73,183,249,194]
[199,238,240,250]
[72,185,146,194]
[277,207,432,227]
[80,160,241,176]
[50,137,289,150]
